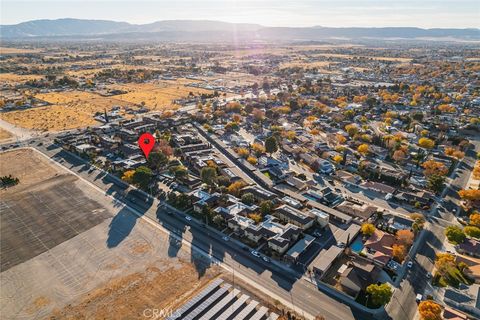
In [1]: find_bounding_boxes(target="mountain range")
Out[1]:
[1,18,479,41]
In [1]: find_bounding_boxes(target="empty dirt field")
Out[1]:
[0,148,225,320]
[0,127,13,142]
[111,80,213,110]
[0,80,212,131]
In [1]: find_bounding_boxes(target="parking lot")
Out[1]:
[0,149,112,272]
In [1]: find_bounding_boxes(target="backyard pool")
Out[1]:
[350,237,365,253]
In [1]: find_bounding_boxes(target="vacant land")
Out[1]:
[113,81,212,110]
[0,47,41,54]
[0,148,112,271]
[0,148,225,319]
[0,127,13,142]
[0,73,44,84]
[1,91,136,131]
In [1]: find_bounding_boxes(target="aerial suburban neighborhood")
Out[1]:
[0,3,480,320]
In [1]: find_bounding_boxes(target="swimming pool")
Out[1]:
[350,237,364,253]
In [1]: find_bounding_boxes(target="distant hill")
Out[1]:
[1,18,478,41]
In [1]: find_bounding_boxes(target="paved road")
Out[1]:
[23,140,372,320]
[387,140,479,320]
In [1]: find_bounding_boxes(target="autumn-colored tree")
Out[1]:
[392,244,407,263]
[248,213,263,224]
[418,137,435,149]
[422,160,448,177]
[458,189,480,201]
[418,300,442,320]
[361,223,376,236]
[336,134,347,144]
[333,155,343,164]
[435,252,456,277]
[247,156,258,165]
[357,144,369,155]
[237,147,250,159]
[392,149,406,163]
[396,230,414,246]
[470,213,480,227]
[251,143,265,156]
[227,181,246,196]
[252,108,265,122]
[121,170,135,183]
[345,124,359,137]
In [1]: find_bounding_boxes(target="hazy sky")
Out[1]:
[1,0,479,28]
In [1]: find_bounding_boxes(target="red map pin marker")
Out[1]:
[138,132,156,159]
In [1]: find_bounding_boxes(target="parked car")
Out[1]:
[185,216,192,221]
[407,261,413,268]
[251,250,260,257]
[222,236,230,241]
[313,231,322,237]
[415,294,423,303]
[262,256,270,262]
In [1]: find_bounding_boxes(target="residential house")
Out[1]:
[364,229,395,266]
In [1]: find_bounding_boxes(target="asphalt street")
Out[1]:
[29,140,372,320]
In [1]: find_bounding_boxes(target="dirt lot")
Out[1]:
[112,81,212,111]
[0,127,13,142]
[50,262,222,319]
[0,148,226,320]
[0,72,44,83]
[0,149,112,271]
[0,80,212,131]
[0,90,137,131]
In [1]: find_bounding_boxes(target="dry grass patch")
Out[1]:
[0,128,13,142]
[0,73,43,83]
[0,47,41,54]
[113,81,212,111]
[49,261,222,320]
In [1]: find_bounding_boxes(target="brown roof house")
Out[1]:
[364,230,395,266]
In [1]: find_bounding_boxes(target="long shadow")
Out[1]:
[106,189,153,248]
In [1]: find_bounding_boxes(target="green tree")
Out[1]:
[265,136,278,155]
[200,166,217,186]
[212,214,224,226]
[133,166,153,190]
[241,193,255,205]
[169,165,188,179]
[427,174,445,193]
[148,151,168,170]
[260,200,274,215]
[445,226,466,244]
[366,283,393,306]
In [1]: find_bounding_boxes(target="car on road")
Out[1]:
[407,261,413,268]
[426,273,432,279]
[262,256,271,263]
[222,236,230,241]
[185,216,192,221]
[415,294,423,303]
[251,250,261,257]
